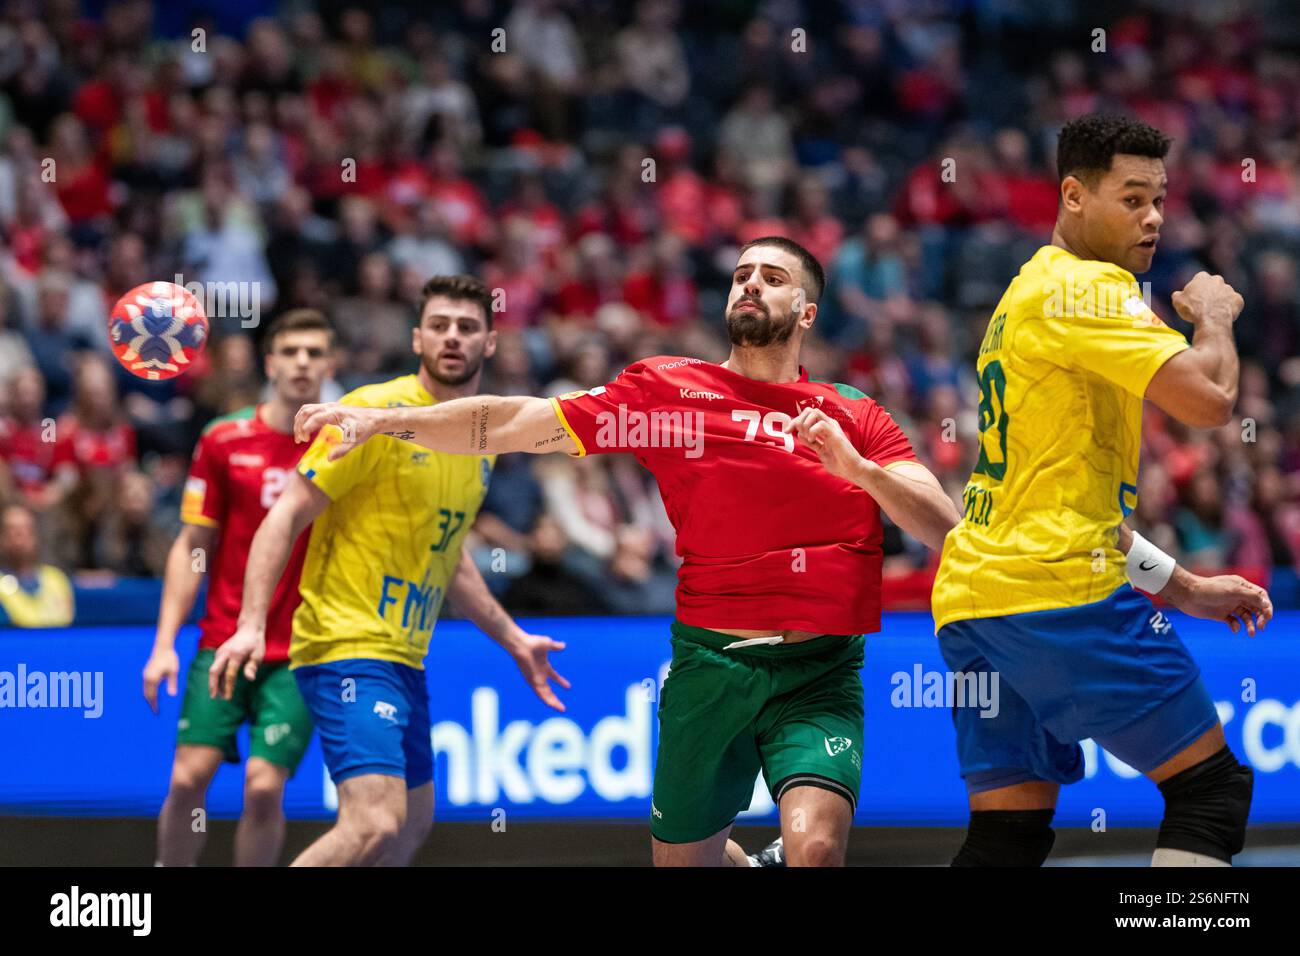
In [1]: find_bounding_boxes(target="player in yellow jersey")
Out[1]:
[210,276,568,866]
[931,115,1273,867]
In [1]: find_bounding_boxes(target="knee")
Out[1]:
[347,807,405,861]
[951,809,1056,866]
[242,779,284,823]
[787,832,842,867]
[168,762,212,803]
[1157,746,1253,863]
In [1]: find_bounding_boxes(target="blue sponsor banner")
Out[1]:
[1,613,1297,825]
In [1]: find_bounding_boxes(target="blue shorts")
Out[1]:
[293,658,433,788]
[937,584,1219,794]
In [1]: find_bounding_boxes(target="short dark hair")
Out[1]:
[419,274,494,329]
[736,236,826,304]
[1057,114,1172,187]
[262,309,336,355]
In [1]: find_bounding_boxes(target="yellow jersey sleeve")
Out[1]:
[1043,265,1190,399]
[297,423,384,501]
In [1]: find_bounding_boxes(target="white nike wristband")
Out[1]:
[1126,531,1176,594]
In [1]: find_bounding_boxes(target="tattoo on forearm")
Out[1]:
[533,426,568,449]
[477,402,490,451]
[384,430,415,441]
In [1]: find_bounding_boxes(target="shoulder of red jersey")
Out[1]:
[554,356,707,400]
[800,379,888,426]
[200,406,259,438]
[638,355,714,374]
[196,406,262,454]
[594,355,711,384]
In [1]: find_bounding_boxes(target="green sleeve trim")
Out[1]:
[200,405,257,435]
[809,378,869,401]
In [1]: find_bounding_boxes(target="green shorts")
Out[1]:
[176,647,314,774]
[650,621,866,844]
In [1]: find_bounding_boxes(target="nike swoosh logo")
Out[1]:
[1139,560,1159,570]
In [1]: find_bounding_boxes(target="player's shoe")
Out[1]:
[747,836,785,867]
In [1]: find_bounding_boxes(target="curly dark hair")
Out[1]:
[418,274,494,329]
[1056,114,1172,186]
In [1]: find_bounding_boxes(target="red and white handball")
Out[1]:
[107,281,208,381]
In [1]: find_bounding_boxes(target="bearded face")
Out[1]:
[724,293,799,347]
[725,246,812,348]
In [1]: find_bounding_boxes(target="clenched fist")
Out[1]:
[1171,271,1244,327]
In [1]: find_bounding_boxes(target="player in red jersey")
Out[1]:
[142,310,336,866]
[294,238,961,866]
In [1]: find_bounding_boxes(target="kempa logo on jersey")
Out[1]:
[594,405,705,459]
[680,387,724,401]
[228,453,265,467]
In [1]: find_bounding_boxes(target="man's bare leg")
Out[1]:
[156,745,224,866]
[1146,724,1226,785]
[291,774,406,867]
[379,781,434,866]
[778,785,853,867]
[721,839,752,866]
[652,825,736,866]
[234,758,290,867]
[969,780,1061,812]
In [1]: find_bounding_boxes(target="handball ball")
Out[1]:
[107,281,208,381]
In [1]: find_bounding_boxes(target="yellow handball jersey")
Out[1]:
[931,245,1190,632]
[290,374,495,669]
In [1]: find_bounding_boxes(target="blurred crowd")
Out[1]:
[2,0,1300,620]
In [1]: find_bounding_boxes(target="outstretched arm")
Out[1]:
[1118,523,1271,635]
[446,548,570,712]
[294,395,577,460]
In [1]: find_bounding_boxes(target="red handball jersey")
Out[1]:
[0,417,76,495]
[550,356,919,634]
[180,406,310,662]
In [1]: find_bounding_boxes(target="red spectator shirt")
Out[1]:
[59,417,136,471]
[549,357,919,634]
[181,406,309,662]
[0,417,76,495]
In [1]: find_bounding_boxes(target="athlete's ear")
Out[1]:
[411,324,423,358]
[483,327,498,360]
[1060,174,1087,214]
[799,301,818,331]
